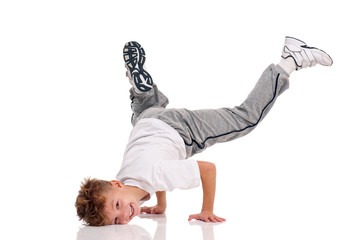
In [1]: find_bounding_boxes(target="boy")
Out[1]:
[75,37,333,226]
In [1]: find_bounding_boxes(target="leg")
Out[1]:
[124,37,333,157]
[146,36,333,158]
[151,64,289,158]
[130,85,169,126]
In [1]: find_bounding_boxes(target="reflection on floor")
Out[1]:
[76,213,222,240]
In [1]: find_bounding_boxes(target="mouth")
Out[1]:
[129,204,135,219]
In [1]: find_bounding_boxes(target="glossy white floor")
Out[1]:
[1,1,361,240]
[75,203,360,240]
[76,214,220,240]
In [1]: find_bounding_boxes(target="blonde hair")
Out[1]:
[75,178,112,226]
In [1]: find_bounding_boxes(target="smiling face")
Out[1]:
[102,181,141,225]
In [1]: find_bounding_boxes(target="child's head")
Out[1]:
[75,178,141,226]
[75,178,112,226]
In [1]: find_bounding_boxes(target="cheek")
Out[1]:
[130,202,140,216]
[120,218,131,224]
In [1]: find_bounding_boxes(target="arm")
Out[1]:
[155,191,167,210]
[188,161,226,223]
[141,191,167,214]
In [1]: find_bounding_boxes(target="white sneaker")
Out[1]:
[281,36,333,70]
[123,41,153,93]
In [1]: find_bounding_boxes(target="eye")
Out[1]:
[114,217,118,224]
[116,202,119,209]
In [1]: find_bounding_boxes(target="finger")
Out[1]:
[188,214,199,221]
[203,216,210,223]
[210,216,217,223]
[141,207,152,213]
[215,216,226,222]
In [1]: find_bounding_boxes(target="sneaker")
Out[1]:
[123,41,153,93]
[281,36,333,70]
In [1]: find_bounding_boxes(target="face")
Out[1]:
[103,181,141,225]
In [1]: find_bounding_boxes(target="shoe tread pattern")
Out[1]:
[123,41,153,92]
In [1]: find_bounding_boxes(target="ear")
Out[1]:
[110,180,125,188]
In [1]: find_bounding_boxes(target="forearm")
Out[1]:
[197,161,216,212]
[156,191,167,207]
[188,161,225,222]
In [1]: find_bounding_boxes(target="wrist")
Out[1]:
[201,203,213,213]
[157,202,167,208]
[201,208,213,213]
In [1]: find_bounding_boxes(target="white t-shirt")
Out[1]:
[116,118,201,198]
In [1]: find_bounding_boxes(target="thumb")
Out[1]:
[141,206,150,213]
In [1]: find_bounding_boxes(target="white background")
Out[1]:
[1,0,360,239]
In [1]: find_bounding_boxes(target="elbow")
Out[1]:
[207,162,216,172]
[198,161,216,175]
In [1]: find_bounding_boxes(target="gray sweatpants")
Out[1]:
[130,64,290,158]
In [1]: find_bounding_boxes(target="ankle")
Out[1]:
[278,57,296,75]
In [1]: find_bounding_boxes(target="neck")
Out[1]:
[124,185,150,202]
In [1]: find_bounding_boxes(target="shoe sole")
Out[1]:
[123,41,153,92]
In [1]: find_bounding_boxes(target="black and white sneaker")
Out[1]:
[281,36,333,70]
[123,41,153,93]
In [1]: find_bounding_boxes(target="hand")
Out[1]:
[188,210,226,223]
[141,204,166,214]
